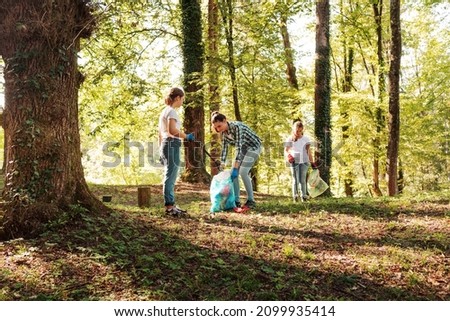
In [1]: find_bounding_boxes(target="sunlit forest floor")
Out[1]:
[1,182,449,300]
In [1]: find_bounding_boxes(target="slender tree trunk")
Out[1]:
[372,0,385,197]
[339,0,354,197]
[314,0,332,194]
[180,0,210,183]
[280,14,299,91]
[0,0,106,239]
[387,0,401,196]
[208,0,221,176]
[219,0,241,121]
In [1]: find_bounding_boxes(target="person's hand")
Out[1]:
[214,160,225,171]
[186,133,195,141]
[287,154,295,164]
[311,162,318,169]
[231,167,239,180]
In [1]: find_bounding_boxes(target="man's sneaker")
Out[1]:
[165,207,187,217]
[174,206,188,214]
[294,195,299,202]
[301,196,309,202]
[242,200,256,211]
[235,201,241,208]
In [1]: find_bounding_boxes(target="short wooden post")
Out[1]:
[138,186,151,208]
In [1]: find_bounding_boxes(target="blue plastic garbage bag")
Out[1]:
[210,170,236,212]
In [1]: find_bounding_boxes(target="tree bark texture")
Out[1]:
[371,0,385,197]
[181,0,210,184]
[0,0,106,239]
[387,0,401,196]
[208,0,221,177]
[280,14,299,91]
[219,0,241,121]
[314,0,332,193]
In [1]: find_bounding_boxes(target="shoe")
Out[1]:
[235,201,241,208]
[242,200,256,210]
[165,207,187,217]
[302,196,309,202]
[174,206,187,214]
[294,195,299,202]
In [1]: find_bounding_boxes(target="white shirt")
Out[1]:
[158,106,181,140]
[285,135,311,163]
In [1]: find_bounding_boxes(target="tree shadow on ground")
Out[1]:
[207,213,450,253]
[1,207,447,301]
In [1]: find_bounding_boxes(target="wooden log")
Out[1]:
[138,186,151,208]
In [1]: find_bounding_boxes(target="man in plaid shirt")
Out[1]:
[211,111,262,211]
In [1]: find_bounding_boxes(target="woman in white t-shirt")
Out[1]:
[158,87,194,216]
[284,121,316,202]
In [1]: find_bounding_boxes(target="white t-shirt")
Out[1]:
[158,106,181,140]
[284,135,311,163]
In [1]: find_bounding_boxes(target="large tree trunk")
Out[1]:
[0,60,5,173]
[387,0,401,196]
[180,0,210,184]
[208,0,221,177]
[314,0,332,194]
[0,0,106,239]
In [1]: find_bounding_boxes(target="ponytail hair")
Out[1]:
[164,87,184,106]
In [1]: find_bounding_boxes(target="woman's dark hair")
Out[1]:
[211,111,227,123]
[165,87,184,106]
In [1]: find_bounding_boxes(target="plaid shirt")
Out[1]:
[221,121,261,164]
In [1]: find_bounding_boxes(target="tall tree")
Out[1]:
[280,12,299,91]
[314,0,332,192]
[0,0,106,239]
[387,0,401,195]
[219,0,242,121]
[207,0,221,176]
[338,0,355,197]
[0,59,5,173]
[371,0,385,196]
[180,0,209,183]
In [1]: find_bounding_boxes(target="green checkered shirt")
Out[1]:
[220,121,261,164]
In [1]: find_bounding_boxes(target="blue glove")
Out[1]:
[186,133,195,141]
[231,167,239,180]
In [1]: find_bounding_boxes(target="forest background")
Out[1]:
[0,0,449,303]
[0,0,448,198]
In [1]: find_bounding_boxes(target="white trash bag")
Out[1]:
[307,169,329,198]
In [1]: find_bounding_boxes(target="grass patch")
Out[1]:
[0,183,449,300]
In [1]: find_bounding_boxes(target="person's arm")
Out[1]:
[220,137,229,164]
[168,118,188,139]
[233,124,244,168]
[306,144,313,162]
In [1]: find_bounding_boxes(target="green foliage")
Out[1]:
[73,0,449,196]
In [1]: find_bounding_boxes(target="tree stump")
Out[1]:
[138,186,151,208]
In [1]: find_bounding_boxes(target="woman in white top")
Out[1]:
[158,87,194,216]
[284,121,315,202]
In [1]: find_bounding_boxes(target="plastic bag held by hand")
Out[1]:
[210,170,236,212]
[231,167,239,180]
[287,154,295,164]
[186,133,195,141]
